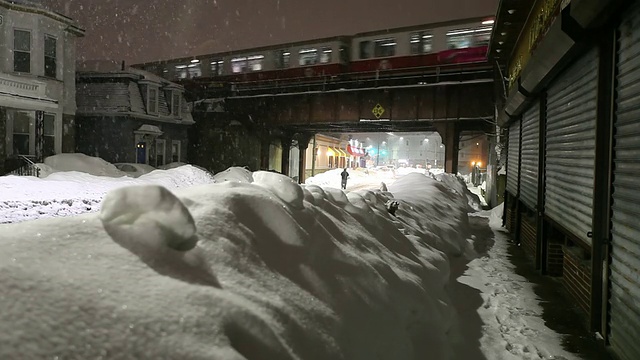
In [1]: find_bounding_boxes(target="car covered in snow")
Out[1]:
[114,163,156,178]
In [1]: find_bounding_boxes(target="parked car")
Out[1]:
[114,163,156,178]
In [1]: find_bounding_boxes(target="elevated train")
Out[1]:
[134,16,494,92]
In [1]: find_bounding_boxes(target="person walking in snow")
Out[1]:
[340,168,349,189]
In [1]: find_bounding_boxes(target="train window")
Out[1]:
[175,62,201,78]
[247,55,264,71]
[359,41,373,59]
[446,27,492,49]
[274,50,290,69]
[340,46,349,63]
[299,48,318,66]
[231,57,247,73]
[374,38,396,57]
[320,46,332,63]
[410,32,433,54]
[210,60,224,75]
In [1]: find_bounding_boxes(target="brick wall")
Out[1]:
[547,241,564,276]
[562,246,592,316]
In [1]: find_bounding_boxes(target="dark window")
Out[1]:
[13,111,32,155]
[410,32,433,54]
[172,141,181,162]
[44,35,57,78]
[298,48,318,66]
[43,113,55,157]
[319,46,332,63]
[359,41,372,59]
[339,46,349,63]
[148,87,158,114]
[14,29,31,73]
[374,38,396,57]
[172,92,181,116]
[274,50,290,69]
[210,60,224,75]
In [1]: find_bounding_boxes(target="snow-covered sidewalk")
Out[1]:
[451,206,580,360]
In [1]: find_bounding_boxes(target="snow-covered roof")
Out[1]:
[134,124,163,136]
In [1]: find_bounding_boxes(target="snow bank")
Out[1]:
[0,168,474,360]
[305,168,396,189]
[433,173,482,212]
[0,165,215,224]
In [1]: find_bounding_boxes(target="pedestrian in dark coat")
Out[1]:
[340,168,349,189]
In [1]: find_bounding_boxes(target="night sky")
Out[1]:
[48,0,498,65]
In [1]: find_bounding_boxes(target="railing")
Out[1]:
[6,155,41,177]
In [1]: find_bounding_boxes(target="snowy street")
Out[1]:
[0,156,591,359]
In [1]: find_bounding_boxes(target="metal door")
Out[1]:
[520,101,540,210]
[544,47,598,245]
[506,119,520,196]
[609,4,640,359]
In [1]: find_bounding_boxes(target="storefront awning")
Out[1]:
[347,145,366,157]
[335,148,347,157]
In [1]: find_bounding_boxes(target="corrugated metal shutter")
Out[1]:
[609,5,640,360]
[506,120,520,196]
[544,47,598,245]
[520,101,540,210]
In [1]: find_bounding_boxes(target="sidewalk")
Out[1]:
[449,210,611,359]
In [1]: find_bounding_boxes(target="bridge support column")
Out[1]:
[295,133,314,184]
[260,133,271,171]
[434,122,460,174]
[280,135,292,176]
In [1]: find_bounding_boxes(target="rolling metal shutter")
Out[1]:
[544,47,598,245]
[609,5,640,360]
[506,119,520,196]
[520,101,540,210]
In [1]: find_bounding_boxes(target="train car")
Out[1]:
[133,16,494,93]
[135,36,351,84]
[348,16,494,75]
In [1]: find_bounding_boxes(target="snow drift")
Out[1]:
[0,169,477,359]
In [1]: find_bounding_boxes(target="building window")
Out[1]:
[210,60,224,75]
[44,35,57,78]
[14,29,31,73]
[410,32,433,54]
[156,139,166,166]
[147,87,159,115]
[7,110,35,155]
[171,91,181,117]
[319,46,332,63]
[274,50,290,69]
[299,48,318,66]
[171,140,181,162]
[43,113,55,157]
[374,38,396,57]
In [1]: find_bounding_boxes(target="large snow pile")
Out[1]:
[0,164,215,224]
[433,173,482,212]
[305,168,396,189]
[0,169,474,360]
